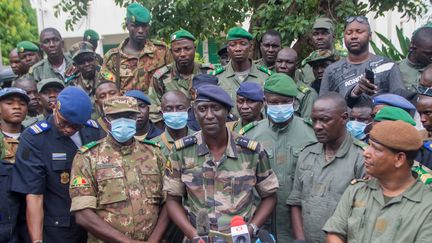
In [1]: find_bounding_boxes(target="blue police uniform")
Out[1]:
[0,159,20,243]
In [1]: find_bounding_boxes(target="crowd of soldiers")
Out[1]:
[2,1,432,243]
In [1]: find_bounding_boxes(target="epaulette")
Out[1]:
[153,66,170,79]
[78,140,100,153]
[412,164,432,185]
[174,136,197,150]
[350,178,368,185]
[300,141,319,152]
[238,121,257,135]
[424,141,432,152]
[200,63,215,69]
[151,39,168,47]
[210,67,225,76]
[29,121,51,135]
[303,118,313,127]
[353,139,368,150]
[298,83,311,94]
[85,119,99,129]
[235,136,259,152]
[64,73,78,84]
[141,139,161,148]
[258,65,273,76]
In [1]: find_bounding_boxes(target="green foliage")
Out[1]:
[370,26,410,61]
[0,0,38,64]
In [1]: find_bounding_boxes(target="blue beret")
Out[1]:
[192,74,218,89]
[372,93,415,111]
[125,90,151,105]
[57,87,92,125]
[196,85,233,109]
[236,82,264,102]
[0,87,30,103]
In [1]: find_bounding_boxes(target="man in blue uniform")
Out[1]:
[11,87,101,243]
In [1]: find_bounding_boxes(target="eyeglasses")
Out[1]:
[345,16,369,25]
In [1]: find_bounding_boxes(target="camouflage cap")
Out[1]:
[83,29,100,41]
[171,29,195,42]
[126,2,151,24]
[103,96,140,115]
[70,41,94,60]
[37,78,65,93]
[313,17,334,33]
[302,49,339,67]
[16,41,39,53]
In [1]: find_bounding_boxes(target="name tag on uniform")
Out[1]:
[52,153,67,161]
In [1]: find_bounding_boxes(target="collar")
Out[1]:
[367,178,424,204]
[196,128,238,159]
[225,59,258,78]
[119,38,156,58]
[309,133,353,159]
[172,62,200,78]
[107,135,136,155]
[406,56,427,71]
[269,117,292,133]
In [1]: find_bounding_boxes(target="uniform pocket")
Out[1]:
[96,167,127,205]
[347,207,366,240]
[142,172,163,202]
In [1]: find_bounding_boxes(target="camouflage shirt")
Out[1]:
[164,129,279,233]
[100,38,171,94]
[28,56,74,82]
[0,131,20,163]
[151,127,196,159]
[70,136,166,242]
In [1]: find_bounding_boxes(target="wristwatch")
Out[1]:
[33,241,43,243]
[249,223,259,237]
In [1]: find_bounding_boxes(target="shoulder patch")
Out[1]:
[235,136,259,152]
[174,135,197,150]
[353,139,368,150]
[29,121,51,135]
[200,63,215,69]
[300,141,319,152]
[258,65,273,76]
[239,121,257,135]
[85,119,99,129]
[78,140,100,153]
[298,83,311,94]
[142,139,161,148]
[424,141,432,152]
[153,66,170,79]
[210,67,225,76]
[350,178,368,185]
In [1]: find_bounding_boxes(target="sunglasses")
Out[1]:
[345,16,369,24]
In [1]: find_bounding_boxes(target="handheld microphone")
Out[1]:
[256,229,276,243]
[230,216,251,243]
[192,209,210,243]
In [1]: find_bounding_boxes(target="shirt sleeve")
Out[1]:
[10,132,46,195]
[286,151,307,206]
[322,185,355,237]
[255,144,279,198]
[388,63,406,92]
[163,148,186,197]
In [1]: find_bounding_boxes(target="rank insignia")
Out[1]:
[60,172,70,184]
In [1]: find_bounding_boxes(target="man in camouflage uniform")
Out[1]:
[164,85,278,240]
[83,29,104,65]
[16,41,42,75]
[70,96,168,242]
[275,47,318,120]
[254,30,282,71]
[148,29,214,123]
[287,93,366,243]
[94,80,121,137]
[303,49,339,94]
[246,73,317,242]
[101,2,171,93]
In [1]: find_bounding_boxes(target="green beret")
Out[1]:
[16,41,39,53]
[171,29,195,42]
[126,2,151,24]
[302,49,339,67]
[264,73,298,97]
[83,29,100,41]
[313,18,334,33]
[227,27,253,41]
[374,106,416,126]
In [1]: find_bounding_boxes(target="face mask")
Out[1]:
[346,120,367,140]
[266,104,294,123]
[110,118,136,143]
[163,111,188,129]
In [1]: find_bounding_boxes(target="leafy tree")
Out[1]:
[0,0,38,65]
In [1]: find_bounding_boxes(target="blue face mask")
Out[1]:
[267,104,294,123]
[163,111,188,129]
[346,120,367,140]
[110,118,136,143]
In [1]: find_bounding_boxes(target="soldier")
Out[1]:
[324,120,432,243]
[415,94,432,169]
[94,80,121,137]
[217,44,230,66]
[398,25,432,92]
[28,28,74,82]
[14,77,44,127]
[101,2,171,93]
[11,87,101,243]
[164,85,279,240]
[70,96,168,242]
[125,90,162,140]
[347,99,373,141]
[287,92,365,243]
[148,29,214,123]
[83,29,103,65]
[37,78,65,117]
[255,29,282,71]
[16,41,43,75]
[213,27,272,109]
[227,81,264,135]
[246,73,317,242]
[9,48,26,78]
[275,48,318,119]
[302,49,339,93]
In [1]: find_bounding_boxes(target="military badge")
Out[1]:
[71,176,91,188]
[60,172,70,184]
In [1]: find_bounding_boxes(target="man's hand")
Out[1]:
[352,76,378,97]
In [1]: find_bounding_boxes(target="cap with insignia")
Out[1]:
[69,41,94,60]
[264,73,298,97]
[170,29,195,42]
[303,49,339,67]
[370,120,422,151]
[16,41,39,53]
[126,2,151,24]
[374,106,416,126]
[0,87,30,103]
[125,90,151,106]
[192,74,218,89]
[37,78,65,93]
[372,93,415,111]
[196,85,233,109]
[57,87,93,125]
[83,29,100,41]
[237,82,264,102]
[227,27,253,41]
[103,96,140,115]
[313,17,335,33]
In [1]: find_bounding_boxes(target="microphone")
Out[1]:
[192,209,210,243]
[230,216,251,243]
[256,229,276,243]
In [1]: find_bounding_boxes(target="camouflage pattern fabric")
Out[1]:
[103,96,139,115]
[69,136,166,242]
[2,136,19,163]
[151,127,196,159]
[163,129,279,233]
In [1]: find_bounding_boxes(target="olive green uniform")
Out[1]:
[398,58,425,92]
[296,82,318,120]
[151,127,196,158]
[286,134,366,242]
[254,59,275,72]
[323,178,432,243]
[226,120,259,136]
[28,56,74,82]
[246,117,317,242]
[22,114,44,128]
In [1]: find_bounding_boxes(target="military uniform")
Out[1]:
[286,134,366,242]
[101,38,171,94]
[254,59,275,72]
[416,140,432,170]
[246,117,317,242]
[398,58,425,92]
[151,127,196,158]
[323,178,432,242]
[28,56,74,82]
[226,120,259,135]
[22,114,45,128]
[10,116,100,242]
[295,64,315,86]
[164,129,279,233]
[70,136,165,242]
[296,82,318,120]
[1,133,20,164]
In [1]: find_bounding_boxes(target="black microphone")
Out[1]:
[192,209,210,243]
[256,229,276,243]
